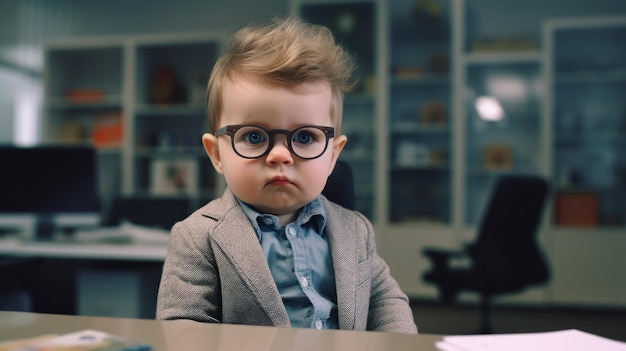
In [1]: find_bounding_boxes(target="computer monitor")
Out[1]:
[0,145,101,239]
[104,196,193,230]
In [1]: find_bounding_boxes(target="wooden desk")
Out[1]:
[0,311,443,351]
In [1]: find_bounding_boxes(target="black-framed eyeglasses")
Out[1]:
[215,124,335,160]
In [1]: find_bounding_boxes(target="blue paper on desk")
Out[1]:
[436,329,626,351]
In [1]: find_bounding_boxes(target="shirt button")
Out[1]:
[263,218,273,225]
[300,277,308,288]
[315,320,323,329]
[288,227,297,236]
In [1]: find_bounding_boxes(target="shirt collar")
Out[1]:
[238,197,326,241]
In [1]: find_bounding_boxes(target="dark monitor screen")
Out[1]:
[0,145,101,224]
[104,196,193,230]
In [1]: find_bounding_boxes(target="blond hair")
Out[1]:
[206,17,355,134]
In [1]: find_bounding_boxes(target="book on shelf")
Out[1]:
[64,89,104,104]
[483,144,513,171]
[92,111,123,148]
[58,121,88,144]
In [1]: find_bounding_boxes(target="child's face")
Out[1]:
[202,75,346,224]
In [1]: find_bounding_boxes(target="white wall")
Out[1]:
[0,68,41,145]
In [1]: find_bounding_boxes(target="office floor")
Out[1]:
[410,299,626,342]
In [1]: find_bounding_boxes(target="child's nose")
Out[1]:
[265,136,294,164]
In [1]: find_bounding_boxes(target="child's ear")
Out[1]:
[328,134,347,176]
[202,133,224,174]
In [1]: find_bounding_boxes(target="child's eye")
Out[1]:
[293,130,316,145]
[242,131,267,145]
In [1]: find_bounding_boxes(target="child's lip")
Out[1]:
[268,176,292,186]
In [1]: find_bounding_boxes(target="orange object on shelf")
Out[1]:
[92,111,123,148]
[554,190,599,227]
[65,89,104,103]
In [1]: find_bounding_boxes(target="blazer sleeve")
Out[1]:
[156,216,222,323]
[324,196,417,334]
[358,212,418,334]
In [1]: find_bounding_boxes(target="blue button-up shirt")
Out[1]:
[239,197,338,329]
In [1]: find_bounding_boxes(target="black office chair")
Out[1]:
[322,160,355,210]
[422,175,551,333]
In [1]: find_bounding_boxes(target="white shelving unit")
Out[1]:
[43,40,126,200]
[387,0,454,226]
[543,15,626,307]
[43,32,228,205]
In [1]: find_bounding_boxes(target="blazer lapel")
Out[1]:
[324,200,359,330]
[205,190,290,326]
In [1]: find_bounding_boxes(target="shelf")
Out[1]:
[464,51,542,65]
[47,96,123,109]
[555,131,626,145]
[391,164,450,171]
[133,147,206,158]
[465,166,540,176]
[391,74,450,85]
[554,69,626,83]
[390,123,449,134]
[134,103,206,116]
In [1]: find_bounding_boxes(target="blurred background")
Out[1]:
[0,0,625,341]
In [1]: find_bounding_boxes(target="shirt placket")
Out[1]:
[285,223,331,329]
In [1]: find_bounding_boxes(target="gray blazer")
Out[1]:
[156,188,417,334]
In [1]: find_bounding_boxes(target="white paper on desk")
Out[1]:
[73,221,170,244]
[436,329,626,351]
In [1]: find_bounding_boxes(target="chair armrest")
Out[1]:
[423,247,460,258]
[422,247,471,303]
[423,248,463,271]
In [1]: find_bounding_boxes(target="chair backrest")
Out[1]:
[322,160,355,210]
[470,175,551,290]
